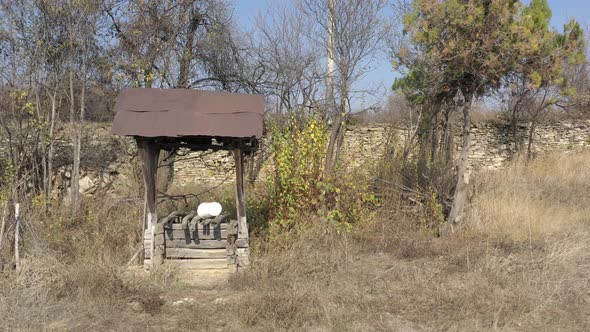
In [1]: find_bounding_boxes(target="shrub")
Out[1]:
[375,131,454,231]
[267,112,377,233]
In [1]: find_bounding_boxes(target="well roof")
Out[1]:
[112,88,264,138]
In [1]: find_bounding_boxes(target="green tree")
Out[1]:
[394,0,538,229]
[505,0,585,157]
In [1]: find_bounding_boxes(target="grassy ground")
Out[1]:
[0,151,588,331]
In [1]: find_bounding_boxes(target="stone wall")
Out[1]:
[469,121,590,169]
[170,120,590,187]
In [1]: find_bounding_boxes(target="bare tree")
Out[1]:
[105,0,244,90]
[247,1,324,112]
[300,0,388,175]
[57,1,104,209]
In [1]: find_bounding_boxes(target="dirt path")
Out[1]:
[122,267,247,331]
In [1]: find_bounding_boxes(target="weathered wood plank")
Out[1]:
[144,234,164,243]
[209,215,224,227]
[168,223,229,230]
[235,239,249,248]
[164,229,227,240]
[165,239,228,249]
[228,219,238,235]
[143,259,152,270]
[236,247,250,267]
[165,248,227,259]
[144,245,165,259]
[138,139,160,268]
[164,259,229,270]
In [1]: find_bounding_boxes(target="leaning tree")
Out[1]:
[394,0,557,229]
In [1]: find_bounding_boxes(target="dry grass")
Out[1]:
[231,151,590,331]
[0,194,171,331]
[467,152,590,241]
[0,151,588,331]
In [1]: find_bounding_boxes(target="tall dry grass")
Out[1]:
[0,194,172,330]
[467,152,590,241]
[232,151,590,331]
[0,151,588,331]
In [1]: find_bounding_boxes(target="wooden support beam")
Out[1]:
[138,138,161,268]
[233,148,248,240]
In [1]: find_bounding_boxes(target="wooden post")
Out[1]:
[138,139,160,268]
[233,148,248,240]
[14,203,20,270]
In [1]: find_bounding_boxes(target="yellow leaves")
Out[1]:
[9,90,27,100]
[562,87,577,97]
[268,112,372,230]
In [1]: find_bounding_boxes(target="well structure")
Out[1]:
[112,88,263,271]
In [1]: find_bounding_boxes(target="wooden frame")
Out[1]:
[135,136,256,270]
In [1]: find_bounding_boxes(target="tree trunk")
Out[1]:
[334,119,347,168]
[333,87,349,168]
[325,114,342,175]
[177,7,200,89]
[324,0,338,175]
[510,103,519,153]
[431,110,440,161]
[0,200,8,251]
[444,96,473,230]
[325,0,336,121]
[69,72,80,208]
[441,108,453,164]
[156,151,175,193]
[527,120,537,159]
[72,40,87,211]
[37,89,48,196]
[248,143,268,184]
[47,92,57,197]
[75,65,86,203]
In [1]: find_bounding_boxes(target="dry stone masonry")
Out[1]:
[170,120,590,186]
[62,120,590,195]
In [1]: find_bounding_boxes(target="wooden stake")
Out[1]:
[14,203,20,270]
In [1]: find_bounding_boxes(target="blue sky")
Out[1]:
[233,0,590,109]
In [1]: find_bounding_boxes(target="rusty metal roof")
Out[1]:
[112,88,264,138]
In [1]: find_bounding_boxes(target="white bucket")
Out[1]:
[197,202,223,219]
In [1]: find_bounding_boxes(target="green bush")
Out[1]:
[267,112,377,234]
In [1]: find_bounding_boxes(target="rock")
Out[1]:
[46,320,69,330]
[213,297,228,305]
[172,297,195,306]
[127,301,143,312]
[78,176,94,194]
